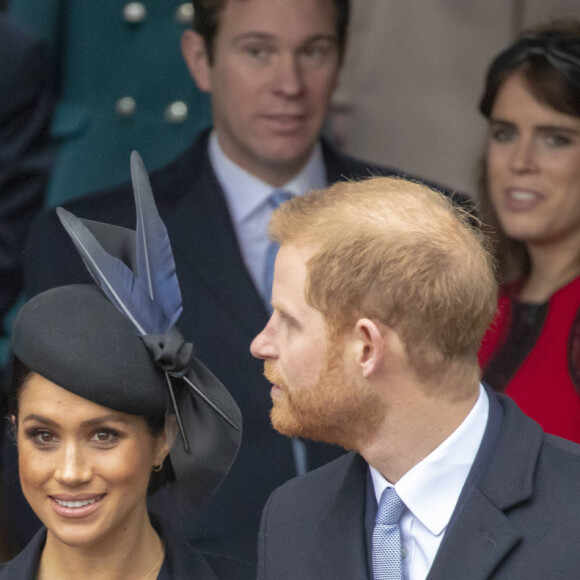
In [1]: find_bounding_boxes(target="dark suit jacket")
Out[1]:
[17,130,442,561]
[0,515,255,580]
[0,16,54,329]
[258,392,580,579]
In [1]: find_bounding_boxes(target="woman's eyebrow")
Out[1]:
[21,414,58,427]
[80,415,131,428]
[21,414,131,428]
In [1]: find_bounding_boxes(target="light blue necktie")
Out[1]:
[263,190,307,475]
[263,190,294,311]
[372,487,406,580]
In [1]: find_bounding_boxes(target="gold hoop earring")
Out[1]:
[152,463,163,472]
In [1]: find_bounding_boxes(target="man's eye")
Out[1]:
[243,44,273,60]
[301,44,335,64]
[545,133,572,148]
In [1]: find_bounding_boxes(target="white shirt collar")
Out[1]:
[208,131,327,224]
[370,383,489,536]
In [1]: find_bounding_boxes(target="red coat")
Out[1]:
[479,275,580,443]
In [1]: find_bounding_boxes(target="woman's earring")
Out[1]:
[152,463,163,472]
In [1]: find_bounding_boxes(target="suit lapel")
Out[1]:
[163,132,269,336]
[0,527,45,580]
[313,454,371,580]
[165,135,375,338]
[428,393,543,579]
[427,488,521,580]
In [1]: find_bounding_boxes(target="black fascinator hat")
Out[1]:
[11,152,242,507]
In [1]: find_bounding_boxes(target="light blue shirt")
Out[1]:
[208,132,327,303]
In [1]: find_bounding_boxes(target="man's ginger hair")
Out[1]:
[269,177,497,383]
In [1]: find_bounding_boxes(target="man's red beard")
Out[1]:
[263,346,384,451]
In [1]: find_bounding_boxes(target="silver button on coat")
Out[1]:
[165,100,188,123]
[175,3,194,25]
[123,2,147,24]
[116,96,137,117]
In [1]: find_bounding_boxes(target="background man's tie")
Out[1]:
[372,487,406,580]
[263,190,294,310]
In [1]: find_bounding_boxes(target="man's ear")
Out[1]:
[353,319,405,378]
[181,30,212,93]
[353,318,384,378]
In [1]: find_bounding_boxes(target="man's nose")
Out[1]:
[250,319,278,360]
[272,53,305,97]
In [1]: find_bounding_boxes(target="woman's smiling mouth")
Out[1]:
[50,494,106,517]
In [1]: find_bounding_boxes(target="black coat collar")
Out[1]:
[0,515,251,580]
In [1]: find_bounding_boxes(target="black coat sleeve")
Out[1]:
[0,16,55,322]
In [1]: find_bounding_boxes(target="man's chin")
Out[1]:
[270,403,301,439]
[270,404,357,450]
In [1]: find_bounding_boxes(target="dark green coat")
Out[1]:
[9,0,211,206]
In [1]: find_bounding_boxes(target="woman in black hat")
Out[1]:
[0,154,251,579]
[478,21,580,444]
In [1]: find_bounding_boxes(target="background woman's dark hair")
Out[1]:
[8,357,174,494]
[477,20,580,283]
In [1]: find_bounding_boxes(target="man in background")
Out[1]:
[0,15,54,561]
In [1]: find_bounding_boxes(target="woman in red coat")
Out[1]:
[478,21,580,442]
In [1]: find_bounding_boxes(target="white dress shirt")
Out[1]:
[370,384,489,580]
[208,132,327,303]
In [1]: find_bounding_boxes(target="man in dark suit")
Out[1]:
[0,19,54,561]
[251,176,580,579]
[18,0,463,564]
[0,15,53,349]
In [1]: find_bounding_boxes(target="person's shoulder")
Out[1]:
[0,15,43,54]
[517,416,580,493]
[28,181,136,238]
[541,433,580,461]
[32,134,210,229]
[268,451,362,507]
[321,138,475,213]
[321,138,394,180]
[0,527,45,579]
[155,515,255,580]
[0,16,51,109]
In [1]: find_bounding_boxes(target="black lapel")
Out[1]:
[154,516,221,580]
[311,453,371,580]
[163,131,269,336]
[0,527,45,580]
[428,392,543,579]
